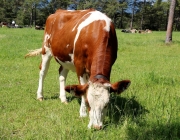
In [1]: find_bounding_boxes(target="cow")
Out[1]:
[0,22,8,27]
[121,29,137,33]
[25,9,131,130]
[138,30,145,34]
[121,29,131,33]
[145,29,152,33]
[35,25,44,30]
[130,29,137,33]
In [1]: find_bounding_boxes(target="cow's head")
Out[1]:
[65,80,131,130]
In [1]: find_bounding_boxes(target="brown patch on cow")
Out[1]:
[65,84,88,96]
[110,80,131,94]
[39,62,42,70]
[42,47,46,55]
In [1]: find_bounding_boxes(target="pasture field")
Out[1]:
[0,27,180,140]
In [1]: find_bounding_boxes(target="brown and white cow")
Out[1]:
[145,29,152,33]
[25,9,131,129]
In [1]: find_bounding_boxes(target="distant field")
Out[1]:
[0,28,180,139]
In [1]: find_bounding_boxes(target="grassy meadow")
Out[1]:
[0,27,180,140]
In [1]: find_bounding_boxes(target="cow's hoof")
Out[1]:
[93,125,102,130]
[37,97,43,101]
[62,101,68,104]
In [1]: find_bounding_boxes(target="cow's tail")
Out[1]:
[25,48,42,58]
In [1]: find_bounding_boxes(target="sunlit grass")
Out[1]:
[0,28,180,139]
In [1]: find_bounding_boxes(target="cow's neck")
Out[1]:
[89,45,115,83]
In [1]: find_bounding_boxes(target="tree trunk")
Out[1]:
[140,15,143,30]
[165,0,176,44]
[34,4,36,26]
[165,9,169,30]
[130,9,134,29]
[120,8,123,28]
[130,8,134,29]
[130,0,136,29]
[140,0,146,30]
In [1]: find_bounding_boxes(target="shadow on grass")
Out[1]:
[106,95,148,125]
[44,95,59,100]
[127,122,180,140]
[76,94,148,127]
[44,93,148,129]
[44,94,77,101]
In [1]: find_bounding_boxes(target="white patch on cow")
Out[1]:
[87,82,110,129]
[43,33,52,54]
[44,45,52,56]
[81,10,87,12]
[52,18,56,25]
[72,11,111,59]
[44,33,51,44]
[68,53,74,62]
[66,44,69,48]
[104,83,111,87]
[80,73,89,85]
[55,57,76,72]
[80,77,85,85]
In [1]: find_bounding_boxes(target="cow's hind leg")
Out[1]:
[37,50,52,101]
[59,66,69,103]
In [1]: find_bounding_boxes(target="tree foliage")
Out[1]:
[0,0,179,31]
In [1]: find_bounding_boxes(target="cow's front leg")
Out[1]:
[59,66,69,103]
[79,73,89,117]
[80,95,87,117]
[37,51,52,101]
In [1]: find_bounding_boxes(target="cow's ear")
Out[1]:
[65,84,88,97]
[110,80,131,94]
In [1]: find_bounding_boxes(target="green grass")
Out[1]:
[0,27,180,140]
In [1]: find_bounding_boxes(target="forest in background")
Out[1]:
[0,0,180,31]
